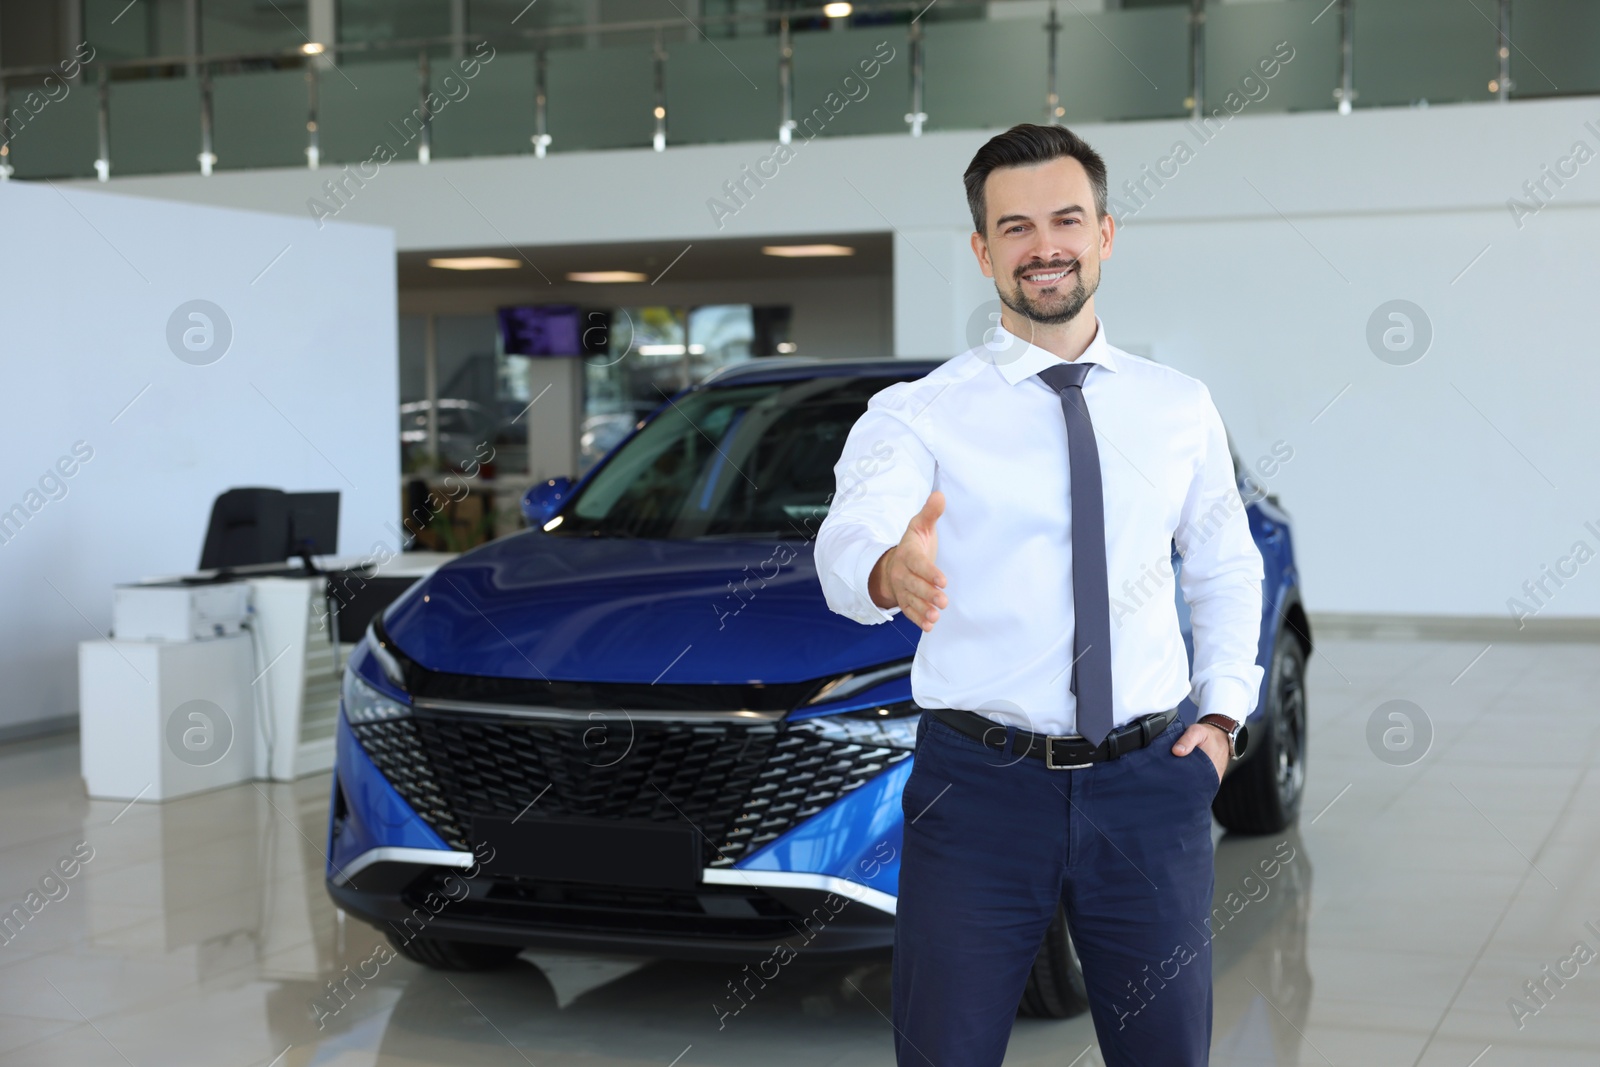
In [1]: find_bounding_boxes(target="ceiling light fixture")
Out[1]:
[761,244,856,258]
[301,42,326,55]
[428,256,521,270]
[567,270,649,283]
[823,2,853,16]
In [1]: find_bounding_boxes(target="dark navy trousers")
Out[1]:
[892,711,1219,1067]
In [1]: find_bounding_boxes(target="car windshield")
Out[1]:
[552,374,909,541]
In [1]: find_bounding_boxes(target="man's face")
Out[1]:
[971,155,1114,327]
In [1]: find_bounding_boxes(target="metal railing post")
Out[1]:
[1334,0,1355,114]
[778,16,795,145]
[1044,1,1062,125]
[0,82,12,180]
[904,19,926,137]
[652,29,667,152]
[532,48,551,157]
[94,65,111,181]
[1493,0,1513,100]
[198,62,217,176]
[306,61,321,168]
[417,49,432,163]
[1188,0,1204,121]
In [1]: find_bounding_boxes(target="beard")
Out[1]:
[998,258,1097,325]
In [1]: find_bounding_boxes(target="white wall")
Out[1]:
[0,182,397,735]
[75,95,1600,622]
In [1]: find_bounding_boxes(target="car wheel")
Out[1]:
[1017,901,1090,1019]
[1212,625,1307,835]
[387,934,522,971]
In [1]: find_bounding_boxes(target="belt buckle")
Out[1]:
[1043,734,1093,770]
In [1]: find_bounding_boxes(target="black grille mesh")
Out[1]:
[349,714,908,867]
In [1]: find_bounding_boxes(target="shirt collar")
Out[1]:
[992,314,1121,386]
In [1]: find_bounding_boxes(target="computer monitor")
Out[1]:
[285,491,339,559]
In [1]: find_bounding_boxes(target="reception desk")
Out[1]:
[80,552,455,802]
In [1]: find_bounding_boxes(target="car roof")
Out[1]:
[699,357,946,388]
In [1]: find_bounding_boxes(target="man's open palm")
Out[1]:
[870,490,949,632]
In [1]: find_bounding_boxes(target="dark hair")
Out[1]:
[963,123,1109,234]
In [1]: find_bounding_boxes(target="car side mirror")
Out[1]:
[522,477,572,527]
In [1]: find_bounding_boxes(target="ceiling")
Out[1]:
[397,231,893,291]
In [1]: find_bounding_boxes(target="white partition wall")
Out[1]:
[76,94,1600,625]
[0,181,397,738]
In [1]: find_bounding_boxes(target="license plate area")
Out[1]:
[471,815,701,889]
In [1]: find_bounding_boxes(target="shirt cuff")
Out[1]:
[1196,675,1254,722]
[845,537,901,624]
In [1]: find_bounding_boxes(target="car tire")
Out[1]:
[1017,901,1091,1019]
[1212,625,1308,835]
[387,934,522,971]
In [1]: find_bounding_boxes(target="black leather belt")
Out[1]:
[924,705,1179,769]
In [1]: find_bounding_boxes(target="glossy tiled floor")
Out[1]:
[3,635,1598,1066]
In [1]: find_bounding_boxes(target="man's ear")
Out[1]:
[970,231,995,279]
[1099,210,1116,261]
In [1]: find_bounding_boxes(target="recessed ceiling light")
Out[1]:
[428,256,520,270]
[567,270,649,283]
[301,42,326,55]
[823,2,853,16]
[762,244,856,258]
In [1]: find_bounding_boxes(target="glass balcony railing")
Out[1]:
[0,0,1594,182]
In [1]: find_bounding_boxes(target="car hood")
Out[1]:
[381,532,920,685]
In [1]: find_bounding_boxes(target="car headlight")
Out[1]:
[343,626,411,725]
[792,700,921,750]
[343,668,410,724]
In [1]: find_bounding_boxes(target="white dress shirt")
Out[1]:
[814,315,1265,736]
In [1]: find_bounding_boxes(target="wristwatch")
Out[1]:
[1198,713,1249,760]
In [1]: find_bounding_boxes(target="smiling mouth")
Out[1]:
[1021,265,1076,285]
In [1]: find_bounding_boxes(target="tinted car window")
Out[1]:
[552,375,902,540]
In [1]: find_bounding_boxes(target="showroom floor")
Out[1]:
[1,635,1598,1067]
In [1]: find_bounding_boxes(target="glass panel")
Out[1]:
[1352,0,1497,108]
[925,19,1048,132]
[1204,0,1338,116]
[316,57,425,167]
[214,67,307,171]
[470,0,596,51]
[662,36,776,147]
[109,76,201,176]
[594,0,700,48]
[790,26,906,139]
[1054,6,1190,123]
[338,0,452,48]
[431,49,536,160]
[688,304,755,377]
[698,0,772,40]
[938,6,1188,129]
[5,79,99,180]
[546,42,656,151]
[204,0,309,55]
[407,313,500,474]
[399,315,428,404]
[85,0,187,62]
[1510,0,1600,98]
[582,306,686,471]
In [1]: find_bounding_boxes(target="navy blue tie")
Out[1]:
[1037,360,1114,747]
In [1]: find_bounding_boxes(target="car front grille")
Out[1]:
[349,712,908,867]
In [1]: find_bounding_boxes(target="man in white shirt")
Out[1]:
[814,124,1264,1066]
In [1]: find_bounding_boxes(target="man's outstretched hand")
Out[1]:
[868,490,948,632]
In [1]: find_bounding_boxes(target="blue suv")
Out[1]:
[325,358,1311,1017]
